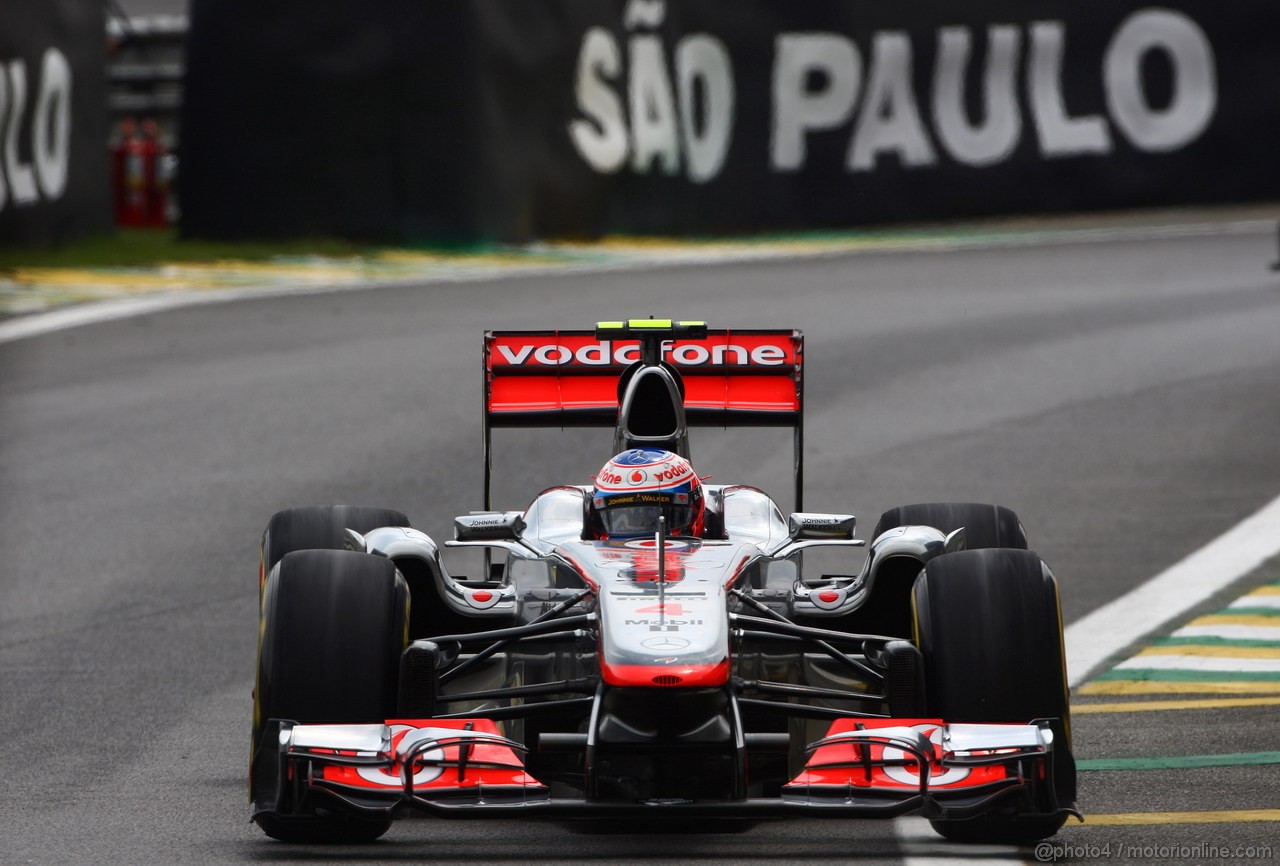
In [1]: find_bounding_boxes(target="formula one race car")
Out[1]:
[250,320,1079,845]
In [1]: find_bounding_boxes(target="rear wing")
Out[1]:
[483,325,804,510]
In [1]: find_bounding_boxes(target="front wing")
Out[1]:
[252,716,1067,822]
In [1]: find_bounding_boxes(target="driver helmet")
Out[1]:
[591,448,704,538]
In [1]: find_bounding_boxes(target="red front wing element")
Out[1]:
[315,719,544,795]
[785,718,1014,795]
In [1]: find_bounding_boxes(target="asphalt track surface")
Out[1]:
[2,222,1279,864]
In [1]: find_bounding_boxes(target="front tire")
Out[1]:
[251,549,408,843]
[913,548,1075,844]
[254,813,392,845]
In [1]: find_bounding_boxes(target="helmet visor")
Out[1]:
[599,504,695,538]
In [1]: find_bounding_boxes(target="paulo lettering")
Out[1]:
[569,0,735,183]
[1,48,73,212]
[772,9,1216,170]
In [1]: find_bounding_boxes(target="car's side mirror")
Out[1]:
[787,512,857,541]
[768,513,863,558]
[455,511,526,541]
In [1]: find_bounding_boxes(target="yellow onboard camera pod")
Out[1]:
[594,320,708,340]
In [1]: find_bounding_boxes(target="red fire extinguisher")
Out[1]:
[111,117,170,228]
[141,118,169,227]
[112,118,137,226]
[113,117,148,227]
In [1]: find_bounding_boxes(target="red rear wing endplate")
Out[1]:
[482,329,804,509]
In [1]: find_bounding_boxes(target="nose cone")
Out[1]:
[571,537,756,688]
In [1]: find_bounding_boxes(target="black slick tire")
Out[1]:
[912,548,1075,844]
[251,548,408,843]
[845,503,1028,638]
[872,502,1027,550]
[260,505,410,574]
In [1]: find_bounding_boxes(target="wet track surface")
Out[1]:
[2,221,1279,864]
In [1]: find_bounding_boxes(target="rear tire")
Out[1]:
[913,548,1075,844]
[261,505,410,575]
[251,549,408,843]
[872,502,1027,550]
[843,503,1028,638]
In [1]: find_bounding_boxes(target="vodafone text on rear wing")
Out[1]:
[482,324,804,509]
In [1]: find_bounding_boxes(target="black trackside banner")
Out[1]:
[181,1,1280,243]
[0,0,110,247]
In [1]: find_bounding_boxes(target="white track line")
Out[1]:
[1230,595,1280,609]
[894,815,1025,864]
[1,218,1272,346]
[1114,655,1280,673]
[1065,492,1280,687]
[0,268,557,345]
[1172,624,1280,641]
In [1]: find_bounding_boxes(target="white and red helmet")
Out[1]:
[591,449,705,538]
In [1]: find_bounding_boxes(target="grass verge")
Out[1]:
[0,229,378,271]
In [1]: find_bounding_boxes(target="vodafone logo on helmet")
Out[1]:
[616,463,689,485]
[597,449,695,492]
[652,462,691,482]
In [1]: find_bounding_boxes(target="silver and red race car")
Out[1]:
[250,320,1079,844]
